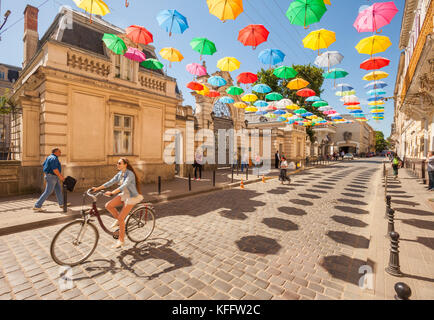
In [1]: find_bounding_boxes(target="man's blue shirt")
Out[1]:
[43,154,61,175]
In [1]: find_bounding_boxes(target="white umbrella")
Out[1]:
[276,99,294,110]
[314,51,344,71]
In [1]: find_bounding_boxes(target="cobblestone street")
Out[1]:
[0,159,431,300]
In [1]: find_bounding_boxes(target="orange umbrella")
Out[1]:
[125,25,153,45]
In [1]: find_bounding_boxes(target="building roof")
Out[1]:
[398,0,418,49]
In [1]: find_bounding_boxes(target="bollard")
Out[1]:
[421,162,426,184]
[236,164,239,176]
[385,195,392,218]
[188,173,191,191]
[384,170,388,201]
[231,166,234,183]
[394,282,411,300]
[158,176,161,195]
[246,167,248,181]
[213,170,216,187]
[62,184,67,213]
[387,208,395,235]
[385,231,403,277]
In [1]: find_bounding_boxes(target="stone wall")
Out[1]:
[0,161,42,196]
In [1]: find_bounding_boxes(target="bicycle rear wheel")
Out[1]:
[50,220,99,266]
[126,205,155,243]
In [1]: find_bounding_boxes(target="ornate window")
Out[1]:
[113,114,133,155]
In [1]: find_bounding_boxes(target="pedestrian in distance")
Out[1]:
[33,148,67,212]
[279,156,289,184]
[241,152,248,172]
[193,150,203,180]
[274,150,280,169]
[391,154,402,180]
[91,158,143,249]
[427,151,434,191]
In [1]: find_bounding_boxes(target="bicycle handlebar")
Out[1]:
[86,188,111,201]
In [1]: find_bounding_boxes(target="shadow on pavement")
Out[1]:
[334,205,369,215]
[278,206,307,216]
[395,207,433,216]
[262,218,299,231]
[327,231,370,248]
[340,193,365,199]
[391,199,419,206]
[319,255,374,286]
[401,237,434,250]
[399,218,434,231]
[290,199,314,206]
[347,184,368,189]
[331,215,368,228]
[337,198,368,206]
[267,187,294,195]
[235,235,281,255]
[344,188,366,193]
[306,188,328,194]
[297,193,321,199]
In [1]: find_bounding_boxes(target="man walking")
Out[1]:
[275,150,280,169]
[428,151,434,191]
[33,148,65,211]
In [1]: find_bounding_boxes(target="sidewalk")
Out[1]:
[367,164,434,299]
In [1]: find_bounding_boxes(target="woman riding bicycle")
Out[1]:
[92,158,143,249]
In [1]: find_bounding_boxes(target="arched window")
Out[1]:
[212,101,231,119]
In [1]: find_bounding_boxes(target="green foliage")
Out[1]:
[0,89,17,115]
[375,131,389,152]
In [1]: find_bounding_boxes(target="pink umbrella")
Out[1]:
[353,1,398,33]
[124,47,146,62]
[323,110,336,115]
[186,63,207,77]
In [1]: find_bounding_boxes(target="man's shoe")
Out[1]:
[33,207,45,212]
[59,203,71,208]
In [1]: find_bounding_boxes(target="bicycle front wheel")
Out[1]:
[126,206,155,243]
[50,220,99,266]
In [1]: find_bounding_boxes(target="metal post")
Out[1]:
[213,170,216,187]
[236,164,239,176]
[231,166,234,183]
[246,166,248,181]
[188,173,191,191]
[421,160,426,184]
[385,231,403,277]
[158,176,161,195]
[394,282,412,300]
[385,195,391,218]
[387,208,395,235]
[62,184,67,213]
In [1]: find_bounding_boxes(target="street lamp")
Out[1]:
[0,9,11,39]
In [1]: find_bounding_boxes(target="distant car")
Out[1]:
[343,153,354,160]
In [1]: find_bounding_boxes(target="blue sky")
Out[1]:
[0,0,404,136]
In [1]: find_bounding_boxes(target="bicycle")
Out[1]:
[50,189,156,266]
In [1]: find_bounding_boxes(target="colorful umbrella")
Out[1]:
[237,72,258,84]
[324,0,331,5]
[364,81,388,89]
[254,100,268,107]
[140,58,164,70]
[265,92,283,101]
[273,66,297,79]
[73,0,110,23]
[234,102,247,109]
[306,96,321,102]
[355,35,392,56]
[102,34,127,55]
[258,49,285,66]
[186,63,207,77]
[286,0,327,29]
[208,76,227,87]
[124,47,146,62]
[217,57,241,72]
[368,96,385,102]
[335,83,353,91]
[156,9,189,36]
[367,89,386,96]
[190,37,217,60]
[252,84,272,93]
[297,88,316,97]
[336,90,356,96]
[207,0,244,22]
[206,90,220,98]
[219,96,235,104]
[287,78,309,90]
[159,47,184,67]
[187,81,204,91]
[323,68,348,79]
[360,57,390,70]
[353,1,399,33]
[363,71,389,81]
[256,110,268,115]
[226,86,244,95]
[196,85,210,96]
[125,25,153,45]
[313,101,328,107]
[265,113,277,119]
[314,51,343,70]
[266,104,277,111]
[274,110,287,115]
[368,100,385,105]
[303,29,336,55]
[238,24,269,49]
[241,94,258,102]
[276,99,294,109]
[245,106,258,112]
[294,108,308,114]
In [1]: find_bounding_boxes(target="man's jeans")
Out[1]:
[35,174,63,208]
[429,171,434,190]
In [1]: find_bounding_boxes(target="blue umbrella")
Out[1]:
[254,100,268,107]
[156,9,189,36]
[273,110,286,115]
[349,110,363,113]
[258,49,285,66]
[252,84,272,93]
[364,81,388,89]
[302,112,313,117]
[367,89,386,96]
[287,119,295,124]
[306,96,321,102]
[208,76,227,87]
[255,110,268,115]
[367,97,384,102]
[219,96,234,104]
[277,116,287,122]
[336,83,354,91]
[331,116,343,120]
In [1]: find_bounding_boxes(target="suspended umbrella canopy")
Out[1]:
[265,113,277,118]
[294,108,308,114]
[238,24,270,49]
[273,66,297,79]
[369,100,385,105]
[190,37,217,59]
[237,72,258,84]
[367,89,386,96]
[287,104,300,110]
[369,105,384,110]
[141,58,164,70]
[323,68,349,79]
[355,35,392,56]
[365,81,388,89]
[187,81,204,91]
[306,96,321,102]
[323,0,331,5]
[287,78,309,90]
[360,57,390,70]
[241,93,258,102]
[286,0,327,29]
[346,105,362,110]
[125,25,153,45]
[343,95,359,102]
[266,104,277,111]
[349,109,363,114]
[252,84,272,93]
[156,9,189,36]
[368,96,385,102]
[207,0,244,21]
[313,101,328,107]
[219,96,235,104]
[254,100,268,107]
[258,49,285,66]
[353,1,399,33]
[186,63,207,76]
[206,90,220,98]
[302,112,314,117]
[73,0,110,22]
[335,83,353,91]
[234,102,247,109]
[344,102,361,106]
[124,47,146,62]
[256,109,268,115]
[226,86,244,95]
[159,47,184,66]
[314,51,343,70]
[336,90,356,96]
[208,76,227,87]
[274,110,286,115]
[265,92,283,101]
[370,109,385,113]
[363,70,389,81]
[297,88,316,97]
[217,57,241,72]
[303,29,336,55]
[196,85,210,96]
[102,34,127,55]
[276,99,294,109]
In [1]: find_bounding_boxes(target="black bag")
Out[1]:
[63,176,77,192]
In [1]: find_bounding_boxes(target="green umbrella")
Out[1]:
[190,37,217,60]
[265,92,283,101]
[294,108,307,114]
[273,66,297,79]
[226,86,244,95]
[286,0,327,29]
[312,101,328,107]
[323,68,349,79]
[102,33,127,55]
[140,58,164,70]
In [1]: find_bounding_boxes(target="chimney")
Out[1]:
[23,5,39,68]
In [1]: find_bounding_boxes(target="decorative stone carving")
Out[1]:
[67,52,110,77]
[138,74,166,93]
[343,131,352,141]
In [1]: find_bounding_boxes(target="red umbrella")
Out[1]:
[125,25,153,45]
[360,57,390,70]
[206,90,220,98]
[238,24,270,49]
[296,88,316,97]
[344,102,361,106]
[237,72,258,84]
[187,81,204,91]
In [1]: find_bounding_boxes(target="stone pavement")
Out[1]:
[0,159,388,300]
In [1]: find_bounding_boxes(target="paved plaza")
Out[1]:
[0,158,432,300]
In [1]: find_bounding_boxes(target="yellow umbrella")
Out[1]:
[217,57,241,72]
[369,101,385,106]
[363,70,389,81]
[159,47,184,67]
[302,29,336,55]
[234,102,247,109]
[286,104,300,110]
[324,0,331,5]
[245,106,258,112]
[196,84,210,96]
[287,78,309,90]
[73,0,110,22]
[346,106,361,110]
[241,94,258,103]
[355,35,392,56]
[207,0,243,22]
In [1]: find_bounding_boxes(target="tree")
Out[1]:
[375,131,389,152]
